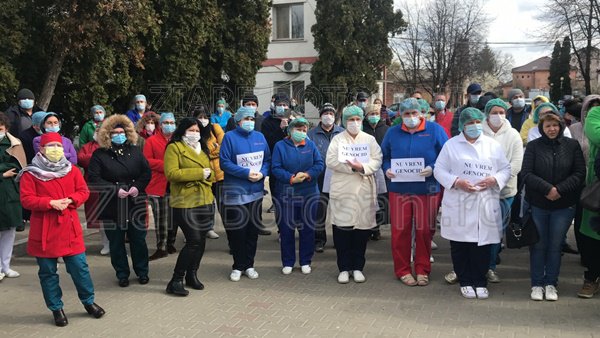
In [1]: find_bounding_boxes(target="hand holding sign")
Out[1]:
[454,178,478,192]
[475,176,497,191]
[385,168,396,179]
[419,166,433,177]
[346,159,364,173]
[248,172,263,182]
[391,158,425,182]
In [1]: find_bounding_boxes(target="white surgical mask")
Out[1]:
[403,116,420,129]
[346,121,362,135]
[0,132,5,140]
[512,98,525,109]
[488,114,505,128]
[199,118,209,127]
[145,124,155,132]
[183,132,201,147]
[321,115,335,126]
[469,95,481,105]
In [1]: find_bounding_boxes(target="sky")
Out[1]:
[393,0,551,68]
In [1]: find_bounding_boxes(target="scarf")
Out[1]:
[16,152,72,182]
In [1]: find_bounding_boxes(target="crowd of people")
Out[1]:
[1,85,599,327]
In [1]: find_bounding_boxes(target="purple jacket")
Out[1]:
[33,135,78,165]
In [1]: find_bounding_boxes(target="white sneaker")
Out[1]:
[430,255,435,263]
[282,266,293,275]
[352,270,366,283]
[460,286,476,299]
[207,230,220,239]
[545,285,558,301]
[100,246,110,255]
[229,269,242,282]
[4,269,20,278]
[445,271,458,284]
[0,272,5,281]
[531,286,544,301]
[476,287,489,299]
[301,265,311,274]
[431,240,438,250]
[244,268,259,279]
[338,271,350,284]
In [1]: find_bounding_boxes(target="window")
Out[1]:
[274,3,304,40]
[273,81,305,105]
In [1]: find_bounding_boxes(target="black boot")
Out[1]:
[166,273,188,296]
[52,309,68,327]
[84,303,106,318]
[185,270,204,290]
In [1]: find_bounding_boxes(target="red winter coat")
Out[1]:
[77,140,102,228]
[77,140,100,178]
[20,168,90,258]
[143,129,170,197]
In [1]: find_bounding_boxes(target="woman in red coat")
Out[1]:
[18,132,105,327]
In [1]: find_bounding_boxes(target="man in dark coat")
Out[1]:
[6,88,43,137]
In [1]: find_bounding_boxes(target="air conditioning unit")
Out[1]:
[282,60,300,73]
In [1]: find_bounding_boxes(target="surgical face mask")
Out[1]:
[512,98,525,109]
[464,123,483,139]
[469,95,480,105]
[434,101,446,110]
[92,133,98,142]
[403,116,421,129]
[346,120,362,135]
[0,132,5,140]
[275,105,287,116]
[321,114,335,126]
[367,115,381,125]
[199,118,209,127]
[94,113,105,122]
[488,114,505,128]
[357,101,367,109]
[111,133,127,145]
[44,146,64,163]
[183,132,201,146]
[19,99,34,110]
[270,102,275,110]
[291,130,307,143]
[241,120,255,132]
[162,123,176,134]
[46,125,60,133]
[145,123,156,132]
[217,107,225,115]
[135,103,146,111]
[244,105,257,114]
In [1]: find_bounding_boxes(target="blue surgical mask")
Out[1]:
[217,107,225,115]
[135,103,146,111]
[94,113,105,122]
[403,116,420,128]
[112,133,127,145]
[469,95,480,105]
[434,101,446,110]
[275,105,287,116]
[162,123,176,134]
[245,106,257,114]
[358,101,367,109]
[46,126,60,133]
[291,130,307,143]
[241,121,255,132]
[367,115,381,124]
[512,98,526,109]
[19,99,34,110]
[464,123,483,138]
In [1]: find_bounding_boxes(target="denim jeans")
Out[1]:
[529,206,575,287]
[489,197,514,270]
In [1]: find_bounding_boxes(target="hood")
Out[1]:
[483,117,512,136]
[97,114,138,148]
[581,94,600,127]
[538,112,566,141]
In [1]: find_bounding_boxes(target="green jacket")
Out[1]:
[164,141,214,209]
[79,119,98,147]
[0,136,23,230]
[581,108,600,240]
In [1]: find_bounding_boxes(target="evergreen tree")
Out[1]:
[559,36,572,96]
[0,0,27,106]
[307,0,406,109]
[549,40,562,103]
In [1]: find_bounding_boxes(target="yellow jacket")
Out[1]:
[164,141,214,209]
[207,124,225,182]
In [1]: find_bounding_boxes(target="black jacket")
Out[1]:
[522,124,586,210]
[362,119,389,146]
[6,105,43,137]
[261,115,288,152]
[225,113,264,133]
[18,126,40,163]
[87,144,151,225]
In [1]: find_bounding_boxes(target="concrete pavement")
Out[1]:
[2,207,600,337]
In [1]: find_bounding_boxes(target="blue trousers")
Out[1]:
[529,206,574,287]
[489,197,514,270]
[276,194,317,267]
[104,222,149,280]
[36,253,95,311]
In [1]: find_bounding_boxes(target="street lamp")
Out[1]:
[560,76,564,99]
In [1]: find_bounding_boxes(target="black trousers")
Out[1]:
[579,233,600,281]
[223,199,262,271]
[172,206,213,276]
[149,196,177,251]
[332,225,371,272]
[450,241,491,288]
[314,192,329,246]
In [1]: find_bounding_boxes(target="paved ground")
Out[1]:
[2,203,600,337]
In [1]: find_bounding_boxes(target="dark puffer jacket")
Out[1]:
[362,119,389,146]
[522,118,586,210]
